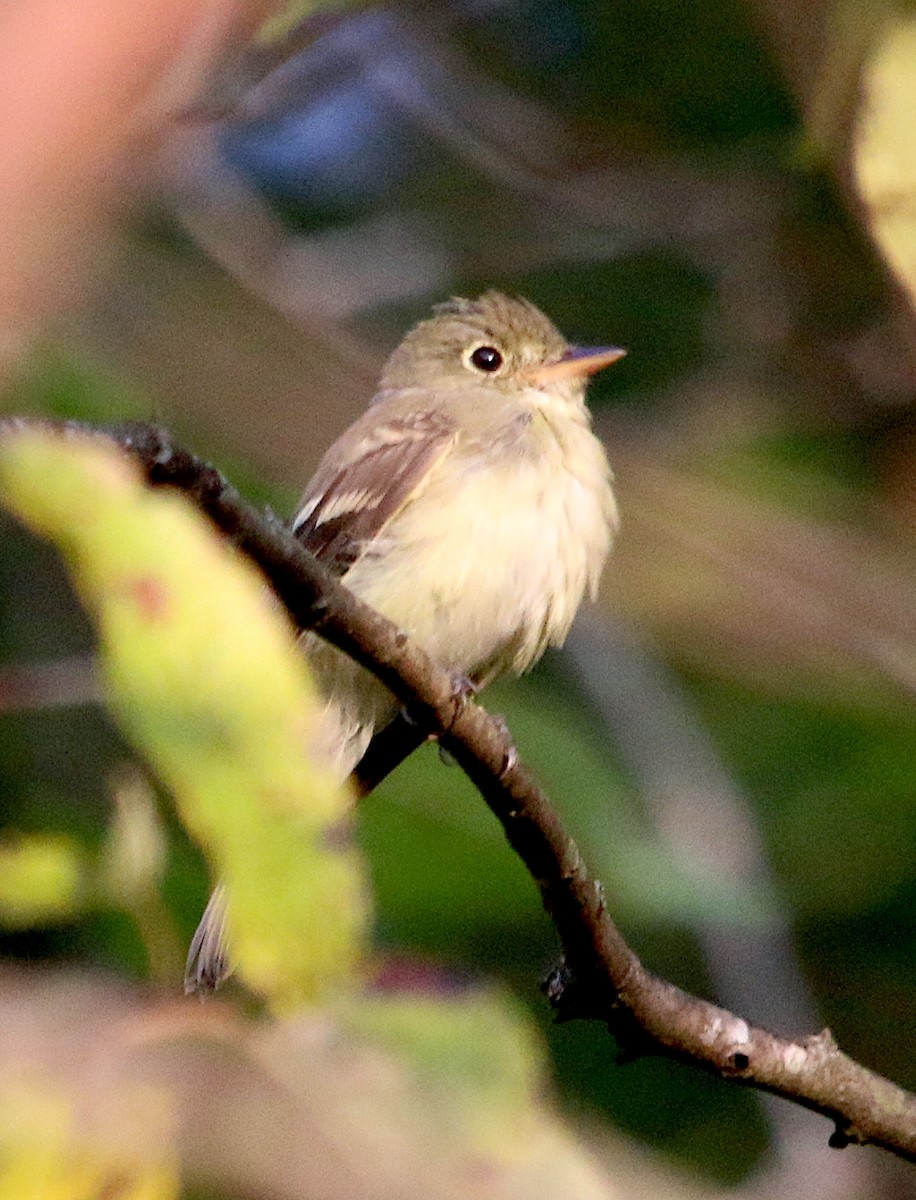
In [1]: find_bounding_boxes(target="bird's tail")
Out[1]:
[184,883,231,994]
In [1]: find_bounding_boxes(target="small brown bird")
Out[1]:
[186,291,623,991]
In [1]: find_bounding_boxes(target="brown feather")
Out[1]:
[293,409,457,576]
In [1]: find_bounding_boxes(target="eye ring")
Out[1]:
[468,345,503,373]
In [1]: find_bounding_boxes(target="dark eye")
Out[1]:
[469,345,503,373]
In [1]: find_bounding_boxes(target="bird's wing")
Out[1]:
[293,407,458,576]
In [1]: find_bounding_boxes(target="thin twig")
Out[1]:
[5,416,916,1165]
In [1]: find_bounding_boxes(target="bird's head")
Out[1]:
[378,291,625,406]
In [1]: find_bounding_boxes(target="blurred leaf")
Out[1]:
[0,834,85,927]
[0,1077,177,1200]
[346,990,537,1155]
[0,970,641,1200]
[855,14,916,313]
[0,429,368,1010]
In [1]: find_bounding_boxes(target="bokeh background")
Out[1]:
[1,1,916,1196]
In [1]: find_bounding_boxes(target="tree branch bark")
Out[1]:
[7,416,916,1165]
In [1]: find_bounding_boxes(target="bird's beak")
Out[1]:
[526,345,627,386]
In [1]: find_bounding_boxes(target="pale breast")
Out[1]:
[344,412,616,683]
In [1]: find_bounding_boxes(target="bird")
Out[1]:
[185,290,624,992]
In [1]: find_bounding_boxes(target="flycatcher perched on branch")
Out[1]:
[186,290,624,991]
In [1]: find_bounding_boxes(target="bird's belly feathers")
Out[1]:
[344,438,615,682]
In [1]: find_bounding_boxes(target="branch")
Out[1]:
[8,417,916,1165]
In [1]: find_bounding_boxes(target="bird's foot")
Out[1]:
[400,671,474,732]
[485,712,519,776]
[449,671,477,705]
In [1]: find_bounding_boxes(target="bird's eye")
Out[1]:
[469,345,503,373]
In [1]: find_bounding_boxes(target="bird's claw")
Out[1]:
[401,671,475,735]
[487,713,519,776]
[449,671,477,704]
[500,742,520,777]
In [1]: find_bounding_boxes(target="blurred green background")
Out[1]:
[1,0,916,1194]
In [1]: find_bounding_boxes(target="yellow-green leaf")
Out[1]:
[855,14,916,312]
[0,834,84,927]
[0,429,369,1010]
[0,1078,177,1200]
